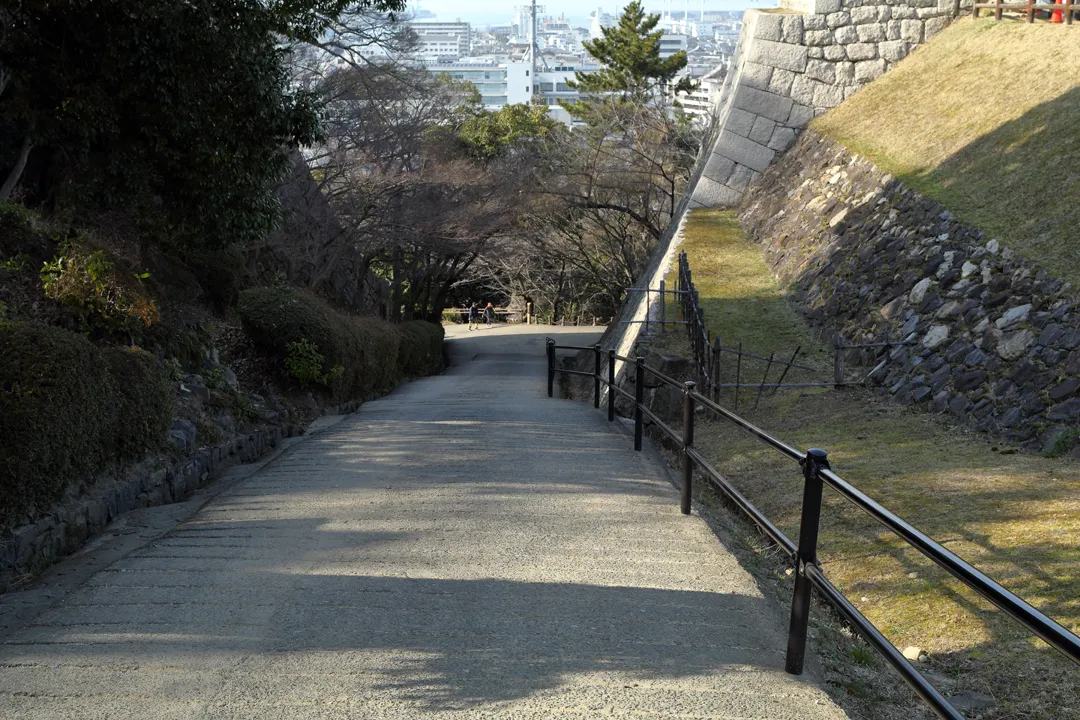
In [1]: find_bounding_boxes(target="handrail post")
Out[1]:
[659,279,666,334]
[634,356,645,451]
[681,381,696,515]
[593,344,602,409]
[546,340,555,398]
[786,448,830,675]
[607,349,616,421]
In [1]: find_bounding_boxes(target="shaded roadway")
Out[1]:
[0,324,850,719]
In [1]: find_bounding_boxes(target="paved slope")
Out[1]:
[0,325,850,719]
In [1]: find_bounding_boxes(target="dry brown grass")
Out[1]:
[813,18,1080,286]
[666,209,1080,719]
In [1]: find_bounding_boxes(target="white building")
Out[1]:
[425,60,599,126]
[678,62,726,121]
[427,61,531,108]
[589,8,615,40]
[411,21,471,61]
[658,34,689,60]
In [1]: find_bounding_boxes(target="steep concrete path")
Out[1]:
[0,325,849,719]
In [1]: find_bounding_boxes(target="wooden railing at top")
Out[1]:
[972,0,1076,22]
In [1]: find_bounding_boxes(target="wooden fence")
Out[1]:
[972,0,1076,22]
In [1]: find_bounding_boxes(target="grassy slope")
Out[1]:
[655,209,830,380]
[669,209,1080,719]
[813,18,1080,285]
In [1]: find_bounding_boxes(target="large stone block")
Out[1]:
[886,20,903,41]
[879,40,910,63]
[925,15,950,38]
[824,44,847,61]
[856,23,886,42]
[901,19,924,43]
[740,61,774,91]
[803,14,828,30]
[749,115,777,145]
[917,6,948,18]
[893,6,917,19]
[805,29,834,46]
[789,75,820,106]
[808,46,824,59]
[814,83,846,108]
[725,106,758,137]
[788,102,815,127]
[769,67,797,95]
[748,39,809,73]
[768,126,798,152]
[713,131,777,172]
[850,6,877,23]
[692,175,742,207]
[826,11,851,27]
[854,58,887,83]
[846,42,879,61]
[733,84,795,123]
[702,153,736,184]
[727,163,756,192]
[754,12,785,41]
[805,58,837,83]
[833,25,859,44]
[782,15,805,43]
[835,61,856,85]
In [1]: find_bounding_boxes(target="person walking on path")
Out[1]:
[484,302,495,328]
[468,303,479,331]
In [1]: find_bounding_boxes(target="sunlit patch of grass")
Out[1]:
[659,206,1080,719]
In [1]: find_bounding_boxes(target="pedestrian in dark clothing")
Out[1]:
[484,302,495,328]
[468,303,479,330]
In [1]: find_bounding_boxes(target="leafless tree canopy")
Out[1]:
[252,10,711,323]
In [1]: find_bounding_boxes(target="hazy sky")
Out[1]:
[409,1,766,26]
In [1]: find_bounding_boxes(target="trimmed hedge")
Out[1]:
[237,287,403,400]
[398,321,445,376]
[103,347,174,460]
[0,323,173,530]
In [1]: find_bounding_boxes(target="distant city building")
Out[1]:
[427,61,531,108]
[411,20,471,61]
[659,34,689,60]
[678,61,726,121]
[589,8,615,40]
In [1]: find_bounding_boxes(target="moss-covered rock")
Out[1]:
[0,323,172,530]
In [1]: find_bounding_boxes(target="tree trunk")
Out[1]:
[390,248,404,323]
[0,133,32,203]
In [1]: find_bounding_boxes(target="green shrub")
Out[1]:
[0,324,172,530]
[102,346,174,460]
[0,323,113,529]
[40,242,160,336]
[398,320,445,376]
[285,338,327,387]
[237,287,402,400]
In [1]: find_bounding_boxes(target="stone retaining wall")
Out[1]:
[692,0,970,209]
[741,130,1080,454]
[0,425,302,591]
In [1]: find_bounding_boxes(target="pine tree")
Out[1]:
[571,1,695,102]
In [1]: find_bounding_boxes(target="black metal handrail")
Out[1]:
[544,339,1080,720]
